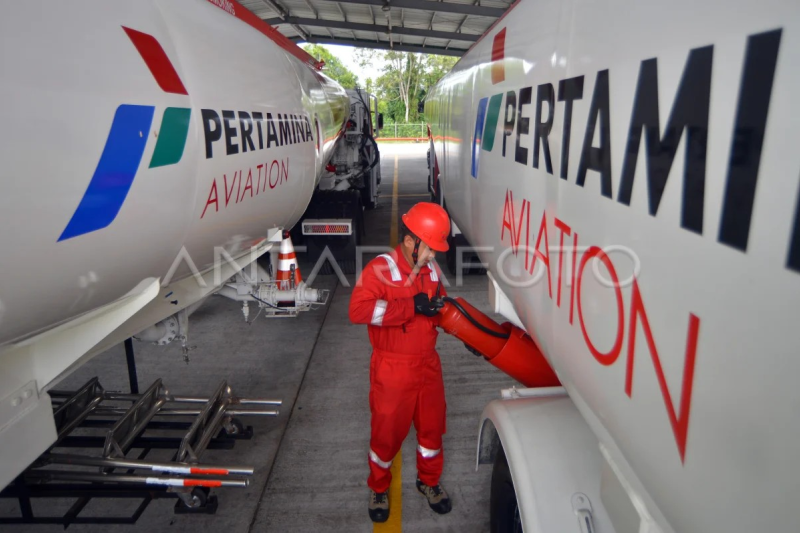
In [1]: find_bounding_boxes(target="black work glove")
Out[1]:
[413,293,442,317]
[464,343,483,357]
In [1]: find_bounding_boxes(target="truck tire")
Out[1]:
[490,447,523,533]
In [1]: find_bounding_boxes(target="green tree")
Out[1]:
[419,55,458,105]
[302,44,359,89]
[356,50,459,123]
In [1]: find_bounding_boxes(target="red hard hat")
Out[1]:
[401,202,450,252]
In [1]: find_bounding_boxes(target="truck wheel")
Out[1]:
[490,447,523,533]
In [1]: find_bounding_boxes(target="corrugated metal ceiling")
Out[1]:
[239,0,514,56]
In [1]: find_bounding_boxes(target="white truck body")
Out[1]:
[0,0,348,488]
[426,0,800,531]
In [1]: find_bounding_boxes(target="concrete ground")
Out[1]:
[2,142,517,532]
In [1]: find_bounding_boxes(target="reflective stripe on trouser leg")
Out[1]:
[416,443,444,487]
[417,444,441,458]
[369,449,392,469]
[413,355,446,487]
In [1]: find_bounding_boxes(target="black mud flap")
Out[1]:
[300,190,363,274]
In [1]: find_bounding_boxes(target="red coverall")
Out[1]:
[349,246,447,493]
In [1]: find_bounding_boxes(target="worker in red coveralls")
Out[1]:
[349,202,452,523]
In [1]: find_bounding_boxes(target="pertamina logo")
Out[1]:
[470,26,797,273]
[59,27,191,242]
[471,28,506,179]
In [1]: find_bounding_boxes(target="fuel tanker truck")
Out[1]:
[0,0,361,492]
[424,0,800,531]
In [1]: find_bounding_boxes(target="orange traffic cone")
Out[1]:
[276,231,302,290]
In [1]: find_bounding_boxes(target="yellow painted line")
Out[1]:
[389,155,400,248]
[394,193,429,198]
[375,154,403,532]
[374,451,403,532]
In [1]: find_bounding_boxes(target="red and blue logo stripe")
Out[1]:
[59,27,191,241]
[471,29,506,179]
[471,95,503,179]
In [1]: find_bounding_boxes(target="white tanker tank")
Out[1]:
[0,0,349,488]
[426,0,800,531]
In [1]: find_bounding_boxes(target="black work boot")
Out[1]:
[416,478,452,514]
[369,489,389,522]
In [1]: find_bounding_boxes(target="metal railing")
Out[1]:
[380,123,427,139]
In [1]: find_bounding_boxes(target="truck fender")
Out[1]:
[476,391,621,533]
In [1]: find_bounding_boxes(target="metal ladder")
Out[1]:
[0,376,280,526]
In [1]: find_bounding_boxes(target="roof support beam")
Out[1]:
[259,0,310,40]
[316,0,507,18]
[399,8,404,45]
[335,2,358,39]
[299,0,334,39]
[294,35,464,56]
[265,16,480,42]
[449,0,480,49]
[422,11,435,48]
[301,0,318,16]
[368,5,379,41]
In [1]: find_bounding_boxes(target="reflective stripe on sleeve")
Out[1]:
[378,254,402,281]
[369,449,393,469]
[371,300,387,325]
[417,444,441,459]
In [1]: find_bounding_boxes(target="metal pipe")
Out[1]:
[236,398,283,406]
[44,453,254,476]
[226,409,280,417]
[57,397,105,439]
[90,408,279,417]
[104,380,169,458]
[190,394,231,458]
[52,379,105,440]
[334,0,508,17]
[296,35,464,57]
[220,284,321,304]
[100,393,282,406]
[26,470,249,488]
[500,386,568,400]
[124,338,139,394]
